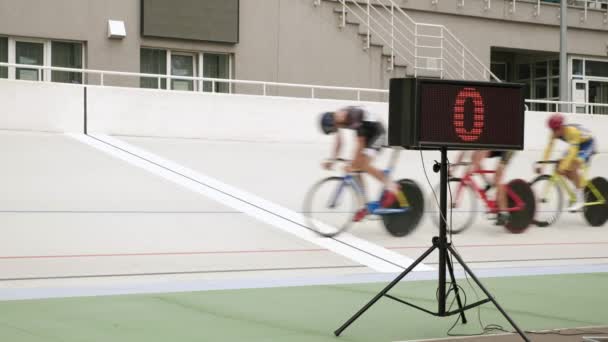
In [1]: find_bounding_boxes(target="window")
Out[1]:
[535,61,547,78]
[51,41,83,84]
[517,64,530,80]
[550,60,560,77]
[1,37,84,82]
[490,62,507,82]
[139,48,232,93]
[16,41,44,81]
[171,53,195,91]
[573,59,583,76]
[585,60,608,78]
[140,48,167,89]
[0,37,7,78]
[203,53,230,93]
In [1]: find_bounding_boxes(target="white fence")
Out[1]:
[1,62,607,115]
[0,62,387,102]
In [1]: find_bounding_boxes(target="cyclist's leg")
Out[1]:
[496,152,513,212]
[472,150,490,170]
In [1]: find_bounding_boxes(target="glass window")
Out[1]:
[0,37,7,78]
[551,78,559,98]
[572,59,583,76]
[490,62,507,82]
[535,79,547,99]
[517,63,530,80]
[550,60,559,77]
[535,61,547,78]
[16,41,44,81]
[140,48,167,89]
[203,53,230,93]
[171,54,194,91]
[51,41,82,84]
[585,60,608,78]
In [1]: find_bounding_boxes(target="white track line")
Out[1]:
[69,133,431,273]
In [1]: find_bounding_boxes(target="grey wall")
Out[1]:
[0,0,607,90]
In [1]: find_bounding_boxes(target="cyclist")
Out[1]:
[452,150,515,225]
[320,106,401,222]
[535,113,596,211]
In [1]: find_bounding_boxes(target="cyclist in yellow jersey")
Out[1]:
[535,113,596,211]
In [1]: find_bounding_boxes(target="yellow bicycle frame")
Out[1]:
[544,164,606,207]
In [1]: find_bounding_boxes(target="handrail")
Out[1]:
[3,61,608,114]
[373,0,416,37]
[359,1,415,55]
[340,0,414,64]
[0,62,388,101]
[367,2,415,47]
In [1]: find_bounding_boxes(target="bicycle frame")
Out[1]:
[455,169,525,213]
[329,149,409,215]
[543,169,606,207]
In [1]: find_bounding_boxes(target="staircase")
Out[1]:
[314,0,499,81]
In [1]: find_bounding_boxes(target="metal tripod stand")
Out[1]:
[334,147,530,342]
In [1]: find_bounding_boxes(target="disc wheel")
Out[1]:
[382,179,424,237]
[303,177,359,237]
[429,178,477,234]
[583,177,608,227]
[504,179,536,234]
[529,174,563,227]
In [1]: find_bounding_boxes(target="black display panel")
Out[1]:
[389,78,525,150]
[142,0,239,43]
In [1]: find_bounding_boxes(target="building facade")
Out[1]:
[0,0,607,111]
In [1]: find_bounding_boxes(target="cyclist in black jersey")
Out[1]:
[452,150,515,225]
[320,106,399,222]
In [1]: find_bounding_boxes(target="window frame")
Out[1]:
[169,51,197,91]
[1,35,85,82]
[140,46,233,93]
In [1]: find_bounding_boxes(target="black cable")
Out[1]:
[446,156,509,337]
[418,150,449,227]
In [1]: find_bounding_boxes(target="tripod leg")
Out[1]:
[446,253,467,324]
[334,245,436,337]
[448,246,530,342]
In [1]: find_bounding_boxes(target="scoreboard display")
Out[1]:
[388,78,525,150]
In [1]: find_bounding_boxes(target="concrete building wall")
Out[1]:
[0,0,607,89]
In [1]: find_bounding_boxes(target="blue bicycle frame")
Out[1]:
[328,150,410,216]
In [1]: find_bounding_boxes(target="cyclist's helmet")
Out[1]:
[320,111,337,134]
[547,113,564,131]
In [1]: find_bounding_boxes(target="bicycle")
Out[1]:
[530,160,608,227]
[429,162,536,234]
[303,150,424,237]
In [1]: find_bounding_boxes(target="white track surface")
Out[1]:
[1,131,607,294]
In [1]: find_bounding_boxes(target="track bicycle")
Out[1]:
[303,150,424,237]
[429,162,536,234]
[530,160,608,227]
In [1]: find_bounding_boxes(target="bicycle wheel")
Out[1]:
[529,174,563,227]
[429,178,477,234]
[382,179,424,237]
[583,177,608,227]
[303,177,360,237]
[504,179,536,234]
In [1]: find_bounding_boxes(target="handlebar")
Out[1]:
[449,162,472,167]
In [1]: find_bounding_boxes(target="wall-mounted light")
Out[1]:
[108,20,126,39]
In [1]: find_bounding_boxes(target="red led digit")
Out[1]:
[453,87,484,142]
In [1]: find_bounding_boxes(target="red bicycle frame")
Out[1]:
[455,169,526,214]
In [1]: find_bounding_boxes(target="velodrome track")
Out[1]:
[1,130,606,296]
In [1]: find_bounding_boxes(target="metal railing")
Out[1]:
[330,0,499,81]
[0,62,388,101]
[2,62,608,114]
[526,99,608,115]
[477,0,608,22]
